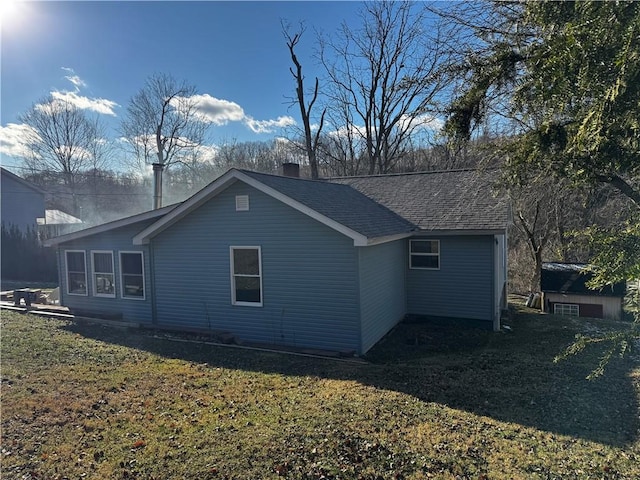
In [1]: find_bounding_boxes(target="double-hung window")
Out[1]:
[230,246,262,306]
[409,239,440,270]
[66,250,87,295]
[92,251,115,297]
[120,252,145,300]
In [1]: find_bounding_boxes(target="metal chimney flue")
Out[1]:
[282,162,300,178]
[152,163,163,209]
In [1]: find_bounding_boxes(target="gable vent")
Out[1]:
[235,195,249,211]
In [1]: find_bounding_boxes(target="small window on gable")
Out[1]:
[236,195,249,211]
[410,239,440,270]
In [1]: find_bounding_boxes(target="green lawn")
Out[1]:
[1,305,638,479]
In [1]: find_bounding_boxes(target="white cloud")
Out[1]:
[245,115,296,134]
[61,67,86,89]
[191,144,219,164]
[174,93,296,134]
[0,123,39,158]
[327,114,443,141]
[39,67,120,116]
[174,94,245,125]
[399,113,444,132]
[65,74,87,89]
[50,90,118,116]
[328,124,367,139]
[54,144,92,160]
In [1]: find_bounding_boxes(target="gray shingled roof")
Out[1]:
[239,170,416,238]
[328,169,509,232]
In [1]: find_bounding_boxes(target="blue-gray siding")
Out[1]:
[407,235,494,323]
[1,172,45,233]
[56,222,155,324]
[358,240,407,353]
[151,182,361,353]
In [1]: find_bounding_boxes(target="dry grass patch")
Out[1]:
[1,306,639,479]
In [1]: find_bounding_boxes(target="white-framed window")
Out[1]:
[65,250,87,295]
[409,239,440,270]
[554,303,579,317]
[235,195,249,211]
[230,246,262,306]
[91,251,115,297]
[119,252,145,300]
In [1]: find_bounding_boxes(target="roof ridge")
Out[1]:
[237,167,498,183]
[324,168,490,181]
[236,168,333,185]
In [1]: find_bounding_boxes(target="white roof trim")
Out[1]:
[43,205,176,247]
[133,169,370,246]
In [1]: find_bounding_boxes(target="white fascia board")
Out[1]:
[133,171,239,245]
[237,173,369,246]
[43,206,175,247]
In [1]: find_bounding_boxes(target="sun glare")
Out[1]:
[0,0,25,28]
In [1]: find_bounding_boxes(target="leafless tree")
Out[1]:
[18,96,110,214]
[215,139,283,174]
[508,175,591,293]
[282,22,326,179]
[319,1,449,175]
[317,98,366,177]
[120,73,208,208]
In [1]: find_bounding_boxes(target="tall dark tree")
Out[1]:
[283,22,326,179]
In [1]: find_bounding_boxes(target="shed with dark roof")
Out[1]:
[541,262,626,320]
[45,167,510,355]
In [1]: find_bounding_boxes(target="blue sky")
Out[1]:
[0,1,365,171]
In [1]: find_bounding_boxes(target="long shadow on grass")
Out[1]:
[63,311,639,447]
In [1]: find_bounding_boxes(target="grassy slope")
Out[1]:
[1,305,638,479]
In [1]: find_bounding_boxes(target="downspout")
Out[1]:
[57,248,64,307]
[492,235,499,331]
[149,241,157,326]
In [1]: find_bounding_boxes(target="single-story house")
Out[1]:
[44,167,510,355]
[541,262,626,320]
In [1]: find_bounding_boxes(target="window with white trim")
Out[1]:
[409,239,440,269]
[554,303,579,317]
[120,252,145,300]
[91,251,115,297]
[66,250,87,295]
[230,246,262,306]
